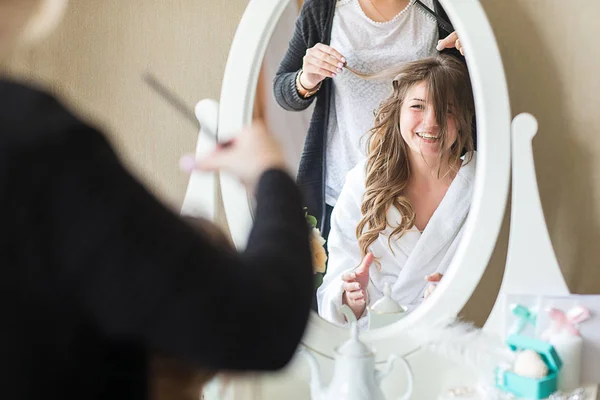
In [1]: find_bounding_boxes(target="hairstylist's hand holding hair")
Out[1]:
[299,43,346,90]
[197,120,287,191]
[436,31,464,56]
[341,252,374,320]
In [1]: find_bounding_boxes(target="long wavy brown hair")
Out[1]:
[355,55,475,262]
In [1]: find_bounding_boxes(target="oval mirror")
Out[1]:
[211,0,510,361]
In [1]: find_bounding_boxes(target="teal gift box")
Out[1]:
[495,334,562,399]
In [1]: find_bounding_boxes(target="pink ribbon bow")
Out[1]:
[542,306,591,340]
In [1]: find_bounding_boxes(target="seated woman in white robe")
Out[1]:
[317,55,476,328]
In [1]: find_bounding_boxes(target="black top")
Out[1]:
[0,79,313,399]
[273,0,460,229]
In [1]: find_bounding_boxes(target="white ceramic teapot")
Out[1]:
[300,322,413,400]
[368,282,408,330]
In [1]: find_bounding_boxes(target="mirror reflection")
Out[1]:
[254,0,476,330]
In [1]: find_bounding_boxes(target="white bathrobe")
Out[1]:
[317,152,477,328]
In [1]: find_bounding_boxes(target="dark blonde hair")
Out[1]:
[355,55,475,262]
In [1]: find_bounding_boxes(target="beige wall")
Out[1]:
[462,0,600,324]
[1,0,247,210]
[2,0,599,323]
[488,0,600,295]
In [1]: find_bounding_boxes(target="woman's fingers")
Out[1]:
[436,31,459,51]
[311,48,344,68]
[305,45,344,74]
[455,38,464,55]
[424,273,442,299]
[196,121,285,190]
[424,284,436,299]
[305,50,341,72]
[346,289,366,303]
[300,43,345,88]
[425,272,443,282]
[437,32,465,56]
[355,252,374,276]
[304,55,338,77]
[343,281,361,292]
[314,43,345,64]
[341,271,357,282]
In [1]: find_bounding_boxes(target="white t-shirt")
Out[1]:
[325,0,439,206]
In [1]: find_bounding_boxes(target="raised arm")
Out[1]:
[5,85,313,372]
[273,0,343,113]
[273,1,317,112]
[52,126,312,371]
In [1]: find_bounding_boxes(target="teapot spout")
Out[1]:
[299,346,324,400]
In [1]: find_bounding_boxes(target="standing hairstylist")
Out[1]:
[274,0,464,240]
[0,1,313,398]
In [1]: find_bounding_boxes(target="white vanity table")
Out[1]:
[181,0,598,398]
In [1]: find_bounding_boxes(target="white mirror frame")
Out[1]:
[216,0,511,361]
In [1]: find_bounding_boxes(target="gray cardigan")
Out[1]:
[273,0,460,230]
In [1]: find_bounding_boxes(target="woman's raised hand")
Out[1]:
[196,120,286,191]
[341,253,374,320]
[436,31,464,56]
[423,272,443,299]
[300,43,346,89]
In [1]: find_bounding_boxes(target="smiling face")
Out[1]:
[399,81,458,160]
[357,56,475,265]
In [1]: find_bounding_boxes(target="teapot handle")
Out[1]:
[376,354,413,399]
[394,355,413,400]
